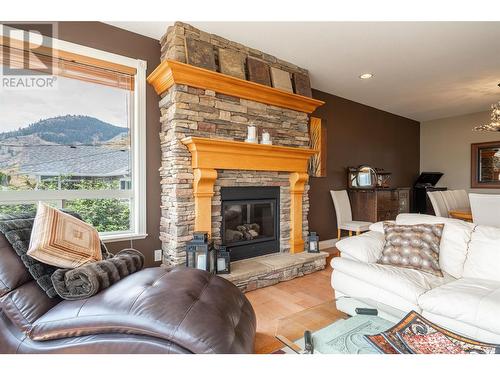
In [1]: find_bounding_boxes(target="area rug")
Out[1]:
[366,311,500,354]
[276,315,394,354]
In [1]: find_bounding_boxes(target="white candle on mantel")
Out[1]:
[262,131,270,143]
[247,125,256,141]
[196,254,206,270]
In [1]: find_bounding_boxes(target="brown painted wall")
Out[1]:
[309,89,420,241]
[50,22,162,267]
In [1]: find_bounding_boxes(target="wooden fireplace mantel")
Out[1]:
[147,59,324,113]
[181,136,317,253]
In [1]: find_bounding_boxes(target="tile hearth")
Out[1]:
[220,252,328,293]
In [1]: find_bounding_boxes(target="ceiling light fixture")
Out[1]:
[359,73,373,80]
[473,101,500,132]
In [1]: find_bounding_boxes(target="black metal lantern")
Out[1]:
[186,231,216,273]
[216,246,231,274]
[307,232,320,253]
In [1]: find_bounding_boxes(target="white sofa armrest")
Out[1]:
[335,231,385,263]
[368,220,395,233]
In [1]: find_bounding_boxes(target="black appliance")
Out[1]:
[412,172,447,214]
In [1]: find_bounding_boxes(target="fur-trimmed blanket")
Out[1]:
[51,248,144,300]
[0,212,142,300]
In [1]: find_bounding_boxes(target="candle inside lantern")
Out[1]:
[262,132,270,142]
[217,257,226,272]
[196,254,206,270]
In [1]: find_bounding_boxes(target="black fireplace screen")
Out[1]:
[221,186,280,261]
[223,200,276,245]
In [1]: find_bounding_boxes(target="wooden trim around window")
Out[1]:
[471,140,500,189]
[1,36,137,76]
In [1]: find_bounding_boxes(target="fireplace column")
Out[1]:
[193,168,217,234]
[289,172,309,253]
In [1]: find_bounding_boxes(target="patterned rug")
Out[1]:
[276,315,393,354]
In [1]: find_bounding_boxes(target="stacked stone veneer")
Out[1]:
[161,22,309,78]
[158,23,313,266]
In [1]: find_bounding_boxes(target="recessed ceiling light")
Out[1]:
[359,73,373,80]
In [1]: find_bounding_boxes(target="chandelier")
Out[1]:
[473,101,500,132]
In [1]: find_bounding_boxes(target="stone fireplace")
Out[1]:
[147,22,327,290]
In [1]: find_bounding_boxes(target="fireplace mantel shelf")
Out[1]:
[181,136,317,172]
[147,59,324,113]
[181,136,317,253]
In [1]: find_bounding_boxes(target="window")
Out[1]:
[0,27,147,242]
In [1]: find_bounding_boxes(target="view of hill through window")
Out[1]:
[0,74,133,233]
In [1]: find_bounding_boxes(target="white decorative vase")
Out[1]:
[260,131,272,145]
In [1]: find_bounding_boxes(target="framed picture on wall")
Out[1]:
[309,117,327,177]
[471,140,500,188]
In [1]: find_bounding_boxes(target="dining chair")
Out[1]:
[469,193,500,227]
[427,191,449,217]
[441,190,470,212]
[330,190,372,239]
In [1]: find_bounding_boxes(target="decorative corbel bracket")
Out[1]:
[193,168,217,234]
[289,172,309,253]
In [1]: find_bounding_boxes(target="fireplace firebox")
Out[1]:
[221,186,280,261]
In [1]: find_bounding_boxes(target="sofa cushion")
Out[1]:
[28,203,102,269]
[28,267,256,354]
[418,278,500,336]
[336,231,385,263]
[0,280,60,333]
[462,226,500,282]
[332,257,454,306]
[333,272,423,314]
[396,213,475,278]
[377,222,444,277]
[0,213,59,298]
[0,234,33,297]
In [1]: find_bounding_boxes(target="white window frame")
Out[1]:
[0,27,148,242]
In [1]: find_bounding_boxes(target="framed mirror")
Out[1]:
[348,165,378,189]
[471,141,500,188]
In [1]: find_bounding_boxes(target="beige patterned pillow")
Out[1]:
[27,202,102,268]
[377,222,444,277]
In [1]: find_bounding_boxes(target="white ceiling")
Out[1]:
[106,21,500,122]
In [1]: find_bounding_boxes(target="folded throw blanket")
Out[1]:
[0,212,112,298]
[51,248,145,300]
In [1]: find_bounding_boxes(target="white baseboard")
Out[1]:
[319,238,338,250]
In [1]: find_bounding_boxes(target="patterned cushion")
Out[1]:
[27,203,102,269]
[377,222,444,277]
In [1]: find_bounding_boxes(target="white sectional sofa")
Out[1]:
[332,213,500,344]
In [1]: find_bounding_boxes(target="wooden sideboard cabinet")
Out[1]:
[348,188,410,223]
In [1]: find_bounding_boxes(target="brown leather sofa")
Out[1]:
[0,234,256,353]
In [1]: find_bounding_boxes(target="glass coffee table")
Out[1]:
[275,298,404,354]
